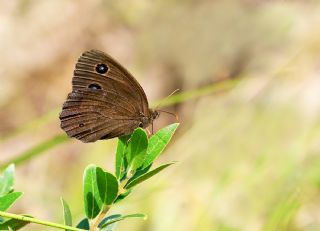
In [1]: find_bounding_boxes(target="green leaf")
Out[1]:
[143,123,179,169]
[99,213,147,229]
[0,164,15,196]
[0,192,23,211]
[76,218,90,230]
[0,217,30,230]
[124,163,174,189]
[115,136,129,179]
[114,188,132,203]
[125,163,175,189]
[119,157,129,180]
[83,165,103,219]
[60,197,72,230]
[96,168,119,205]
[125,164,152,188]
[127,128,148,171]
[98,214,121,231]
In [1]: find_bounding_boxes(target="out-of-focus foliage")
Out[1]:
[0,165,29,230]
[1,0,320,230]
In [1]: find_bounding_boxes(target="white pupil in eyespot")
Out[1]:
[96,64,108,74]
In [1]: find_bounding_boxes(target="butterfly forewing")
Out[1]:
[59,50,155,142]
[73,50,149,114]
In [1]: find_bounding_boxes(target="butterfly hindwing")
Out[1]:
[60,89,141,142]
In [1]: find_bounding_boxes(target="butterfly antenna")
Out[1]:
[155,89,180,110]
[156,110,179,122]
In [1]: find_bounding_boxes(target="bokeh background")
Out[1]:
[1,0,320,230]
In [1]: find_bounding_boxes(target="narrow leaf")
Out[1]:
[125,163,175,189]
[60,197,72,229]
[115,136,129,179]
[127,128,148,171]
[99,213,147,229]
[0,164,15,196]
[143,123,179,169]
[99,214,121,231]
[96,168,119,205]
[0,192,23,211]
[0,218,30,230]
[125,164,152,188]
[83,165,103,219]
[76,218,90,230]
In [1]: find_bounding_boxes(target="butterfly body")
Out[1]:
[59,50,158,143]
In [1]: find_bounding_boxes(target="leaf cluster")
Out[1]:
[0,123,179,231]
[0,165,29,230]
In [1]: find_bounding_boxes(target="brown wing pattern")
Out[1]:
[60,50,153,142]
[60,89,141,142]
[73,50,150,115]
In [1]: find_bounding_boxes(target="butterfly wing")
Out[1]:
[60,50,151,142]
[60,89,141,142]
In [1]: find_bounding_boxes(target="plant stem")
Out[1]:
[0,211,84,231]
[150,78,240,107]
[119,177,130,193]
[90,205,111,231]
[89,177,130,231]
[0,134,69,170]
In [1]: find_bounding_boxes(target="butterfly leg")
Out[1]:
[146,128,152,136]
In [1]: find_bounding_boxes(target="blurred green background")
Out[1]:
[1,0,320,230]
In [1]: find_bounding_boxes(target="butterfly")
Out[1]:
[59,50,159,143]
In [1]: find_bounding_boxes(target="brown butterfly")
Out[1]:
[59,50,159,143]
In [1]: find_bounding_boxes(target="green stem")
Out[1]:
[0,78,239,170]
[0,108,60,141]
[90,205,111,231]
[0,211,85,231]
[150,78,240,107]
[0,134,69,170]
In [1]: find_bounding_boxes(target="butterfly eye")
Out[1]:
[79,123,84,127]
[96,63,108,74]
[88,84,102,90]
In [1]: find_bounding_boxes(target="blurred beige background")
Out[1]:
[1,0,320,230]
